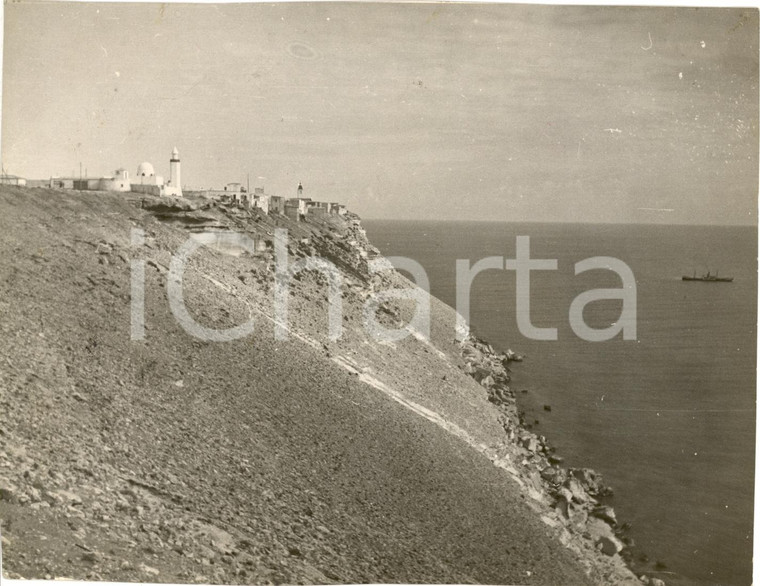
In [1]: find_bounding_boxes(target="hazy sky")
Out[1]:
[2,2,758,224]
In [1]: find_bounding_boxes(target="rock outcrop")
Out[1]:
[456,333,648,583]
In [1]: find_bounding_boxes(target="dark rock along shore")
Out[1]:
[0,187,650,585]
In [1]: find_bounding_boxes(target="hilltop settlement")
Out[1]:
[1,148,346,221]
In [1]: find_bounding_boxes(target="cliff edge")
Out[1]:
[0,187,641,585]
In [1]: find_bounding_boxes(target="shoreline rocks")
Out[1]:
[458,333,652,584]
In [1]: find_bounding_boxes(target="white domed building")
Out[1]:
[130,148,183,197]
[136,162,156,179]
[134,161,163,187]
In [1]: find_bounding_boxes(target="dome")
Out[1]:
[137,162,155,177]
[171,147,179,159]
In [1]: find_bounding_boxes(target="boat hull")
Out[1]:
[682,276,734,282]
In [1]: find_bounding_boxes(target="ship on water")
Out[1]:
[682,270,734,282]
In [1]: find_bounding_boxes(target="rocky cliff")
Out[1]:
[0,187,644,585]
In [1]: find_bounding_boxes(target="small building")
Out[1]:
[306,200,330,217]
[224,183,247,204]
[286,182,313,216]
[197,182,247,203]
[73,178,96,190]
[98,168,131,192]
[269,195,285,214]
[252,194,270,215]
[0,174,26,186]
[248,187,282,215]
[283,201,302,222]
[49,177,75,189]
[329,202,346,215]
[286,197,311,216]
[58,169,132,193]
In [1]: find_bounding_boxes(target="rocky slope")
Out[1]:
[0,187,647,585]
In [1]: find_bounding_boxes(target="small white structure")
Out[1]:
[131,148,182,197]
[0,174,27,186]
[164,147,182,197]
[253,193,270,214]
[137,161,155,179]
[132,161,164,195]
[98,168,130,192]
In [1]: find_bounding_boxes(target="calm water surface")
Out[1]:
[363,220,756,586]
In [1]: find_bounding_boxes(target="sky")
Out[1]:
[2,2,758,224]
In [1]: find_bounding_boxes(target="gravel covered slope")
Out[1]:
[0,187,633,585]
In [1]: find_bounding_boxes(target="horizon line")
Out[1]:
[358,217,759,228]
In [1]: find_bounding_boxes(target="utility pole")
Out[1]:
[247,173,250,194]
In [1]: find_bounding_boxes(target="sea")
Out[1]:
[362,220,756,586]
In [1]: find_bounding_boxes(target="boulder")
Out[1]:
[540,466,566,485]
[27,486,42,503]
[0,480,19,503]
[557,487,574,503]
[139,564,160,577]
[587,518,625,556]
[462,346,483,362]
[520,436,540,453]
[597,534,624,556]
[591,505,618,525]
[553,496,569,518]
[525,471,544,495]
[42,489,77,507]
[570,467,606,496]
[480,374,495,388]
[568,504,589,530]
[81,551,100,563]
[565,477,592,504]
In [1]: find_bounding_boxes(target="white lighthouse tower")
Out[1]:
[165,147,182,197]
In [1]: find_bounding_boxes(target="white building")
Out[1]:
[98,168,130,192]
[130,148,183,197]
[135,161,164,186]
[164,147,182,197]
[0,174,27,186]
